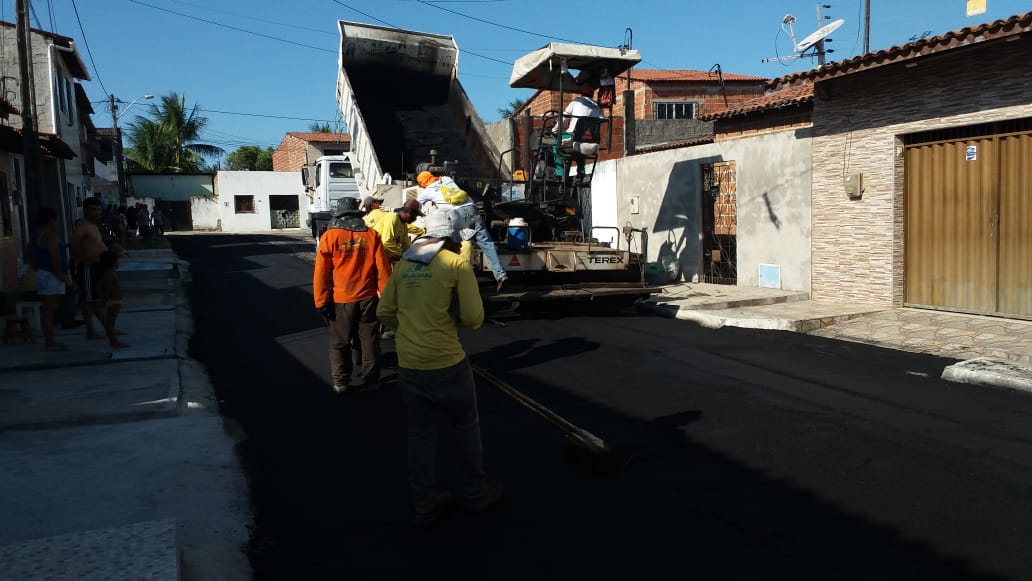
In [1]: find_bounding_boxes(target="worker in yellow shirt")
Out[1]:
[362,195,410,261]
[377,210,503,525]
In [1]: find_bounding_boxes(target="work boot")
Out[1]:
[413,491,455,526]
[462,480,504,513]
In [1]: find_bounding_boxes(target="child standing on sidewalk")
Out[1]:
[97,250,129,349]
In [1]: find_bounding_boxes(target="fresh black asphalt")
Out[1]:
[174,233,1032,580]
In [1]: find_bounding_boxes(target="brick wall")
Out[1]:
[811,40,1032,305]
[272,136,307,172]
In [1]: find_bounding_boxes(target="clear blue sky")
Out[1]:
[11,0,1031,160]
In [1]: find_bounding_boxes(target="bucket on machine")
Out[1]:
[506,217,530,250]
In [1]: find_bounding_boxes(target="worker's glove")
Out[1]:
[319,303,335,322]
[459,228,477,241]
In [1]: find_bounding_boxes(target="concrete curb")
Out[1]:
[942,358,1032,394]
[638,302,881,332]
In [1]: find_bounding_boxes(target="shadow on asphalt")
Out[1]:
[175,234,1006,581]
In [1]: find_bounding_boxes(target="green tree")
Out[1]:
[125,92,224,173]
[309,122,332,132]
[496,98,527,119]
[226,145,274,171]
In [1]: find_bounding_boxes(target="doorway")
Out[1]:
[700,161,738,284]
[269,195,301,229]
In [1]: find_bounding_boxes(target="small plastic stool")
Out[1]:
[16,301,42,335]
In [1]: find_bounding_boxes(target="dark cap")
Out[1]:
[333,197,363,217]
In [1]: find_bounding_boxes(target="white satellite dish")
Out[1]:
[795,18,844,53]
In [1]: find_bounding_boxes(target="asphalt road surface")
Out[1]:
[174,233,1032,580]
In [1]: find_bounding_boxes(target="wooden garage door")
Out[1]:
[905,126,1032,318]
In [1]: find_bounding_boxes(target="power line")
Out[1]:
[330,0,399,28]
[28,0,43,29]
[70,0,107,96]
[332,0,512,65]
[414,0,592,45]
[166,0,336,36]
[197,107,338,123]
[129,0,336,54]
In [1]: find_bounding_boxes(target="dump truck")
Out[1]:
[333,21,657,303]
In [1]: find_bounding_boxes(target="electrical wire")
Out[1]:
[129,0,336,54]
[197,107,338,123]
[28,0,43,29]
[414,0,592,45]
[166,0,336,36]
[70,0,107,97]
[46,0,55,31]
[330,0,399,28]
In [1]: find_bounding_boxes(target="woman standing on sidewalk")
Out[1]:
[32,207,71,351]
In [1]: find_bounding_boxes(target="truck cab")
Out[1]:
[301,154,362,240]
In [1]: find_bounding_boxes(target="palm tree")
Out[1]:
[497,98,527,119]
[125,92,223,173]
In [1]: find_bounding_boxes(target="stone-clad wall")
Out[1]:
[811,40,1032,305]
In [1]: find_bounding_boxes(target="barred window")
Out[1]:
[234,195,256,214]
[653,101,697,120]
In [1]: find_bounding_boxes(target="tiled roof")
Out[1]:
[770,11,1032,91]
[635,136,714,154]
[286,132,350,143]
[629,69,767,82]
[701,84,814,120]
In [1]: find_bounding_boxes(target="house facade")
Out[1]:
[788,11,1032,318]
[588,83,815,292]
[0,22,90,238]
[212,171,305,232]
[587,11,1031,321]
[504,69,768,164]
[272,132,351,172]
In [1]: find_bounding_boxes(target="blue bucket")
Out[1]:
[507,219,530,250]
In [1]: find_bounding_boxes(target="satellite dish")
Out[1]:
[795,18,844,53]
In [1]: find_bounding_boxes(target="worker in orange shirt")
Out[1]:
[313,197,393,394]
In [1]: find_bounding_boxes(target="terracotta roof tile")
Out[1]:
[629,69,767,82]
[636,136,714,154]
[771,11,1032,90]
[701,84,814,120]
[286,132,350,143]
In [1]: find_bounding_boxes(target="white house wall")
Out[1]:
[215,171,304,232]
[598,128,812,292]
[191,196,220,231]
[129,174,215,202]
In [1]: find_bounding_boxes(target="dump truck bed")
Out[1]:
[336,21,504,190]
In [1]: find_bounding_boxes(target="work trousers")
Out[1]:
[397,358,487,512]
[454,204,506,282]
[328,297,380,386]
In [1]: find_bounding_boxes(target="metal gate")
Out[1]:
[701,161,737,284]
[904,121,1032,318]
[269,195,301,229]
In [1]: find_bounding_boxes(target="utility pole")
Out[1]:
[863,0,871,54]
[15,0,45,235]
[110,94,127,205]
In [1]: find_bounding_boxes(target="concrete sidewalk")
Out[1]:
[0,248,252,580]
[640,282,1032,394]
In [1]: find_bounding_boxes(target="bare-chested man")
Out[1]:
[70,197,116,342]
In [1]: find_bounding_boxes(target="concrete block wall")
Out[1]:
[811,40,1032,306]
